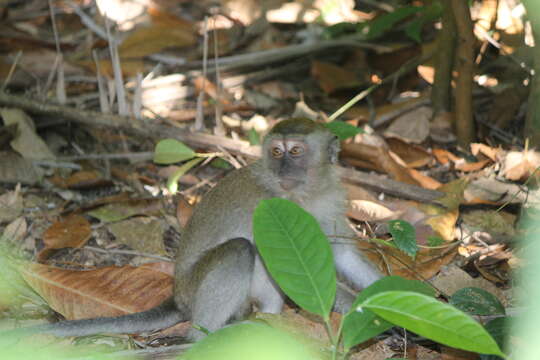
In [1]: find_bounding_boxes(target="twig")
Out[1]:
[1,50,22,91]
[212,17,225,136]
[84,246,172,262]
[66,1,108,40]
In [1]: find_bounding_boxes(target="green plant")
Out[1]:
[153,139,218,193]
[252,198,505,359]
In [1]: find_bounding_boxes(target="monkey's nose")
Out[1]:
[279,178,301,191]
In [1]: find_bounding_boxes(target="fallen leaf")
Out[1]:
[20,262,173,320]
[386,137,433,168]
[0,183,23,223]
[1,108,55,160]
[384,106,432,144]
[311,60,363,94]
[108,217,167,255]
[87,198,164,223]
[470,143,501,162]
[38,215,92,262]
[500,149,540,182]
[432,148,461,165]
[48,170,113,190]
[2,217,27,242]
[119,24,196,58]
[0,151,42,185]
[347,200,397,222]
[360,240,458,285]
[176,195,193,228]
[455,158,492,172]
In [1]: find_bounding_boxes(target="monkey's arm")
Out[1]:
[4,298,184,338]
[330,220,382,291]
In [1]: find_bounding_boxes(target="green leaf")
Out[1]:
[153,139,196,164]
[210,157,233,170]
[248,128,261,145]
[450,287,506,316]
[405,3,443,42]
[253,198,336,318]
[481,317,510,360]
[388,220,418,258]
[427,235,444,247]
[175,322,316,360]
[323,121,363,140]
[362,291,506,357]
[342,276,434,350]
[365,6,422,40]
[166,157,204,193]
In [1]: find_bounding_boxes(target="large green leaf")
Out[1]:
[450,287,506,316]
[342,276,434,350]
[182,322,316,360]
[253,198,336,318]
[153,138,196,164]
[362,291,506,357]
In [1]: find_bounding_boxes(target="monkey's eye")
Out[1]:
[271,147,284,158]
[289,146,304,156]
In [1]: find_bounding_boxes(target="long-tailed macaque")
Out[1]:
[7,118,381,341]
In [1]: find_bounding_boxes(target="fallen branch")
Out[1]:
[0,91,443,202]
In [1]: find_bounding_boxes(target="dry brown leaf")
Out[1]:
[119,25,196,59]
[470,143,501,162]
[311,60,363,94]
[76,58,145,78]
[386,137,433,168]
[0,151,42,185]
[2,217,27,242]
[48,170,113,190]
[88,198,164,223]
[1,108,56,160]
[193,76,233,105]
[108,217,167,255]
[360,241,457,281]
[0,183,23,223]
[408,168,442,189]
[432,148,461,165]
[341,143,421,186]
[20,262,173,320]
[347,200,397,222]
[455,158,492,172]
[176,194,193,228]
[384,106,432,144]
[500,149,540,182]
[38,215,92,262]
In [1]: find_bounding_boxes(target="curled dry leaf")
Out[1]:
[38,215,92,262]
[500,150,540,182]
[19,262,173,320]
[0,183,23,223]
[1,108,55,160]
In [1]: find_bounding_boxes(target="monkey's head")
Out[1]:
[262,118,340,192]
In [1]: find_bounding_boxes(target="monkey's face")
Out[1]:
[267,137,310,191]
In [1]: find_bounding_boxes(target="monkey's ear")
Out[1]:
[328,136,340,164]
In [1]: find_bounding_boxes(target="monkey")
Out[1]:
[4,118,382,342]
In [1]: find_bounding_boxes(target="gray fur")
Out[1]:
[6,118,381,342]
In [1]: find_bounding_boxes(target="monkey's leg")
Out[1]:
[187,238,255,341]
[251,258,284,313]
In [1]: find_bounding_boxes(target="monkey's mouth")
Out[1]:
[278,178,303,191]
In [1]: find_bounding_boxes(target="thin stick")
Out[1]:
[84,246,172,262]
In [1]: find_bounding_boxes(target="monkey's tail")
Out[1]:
[5,297,185,339]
